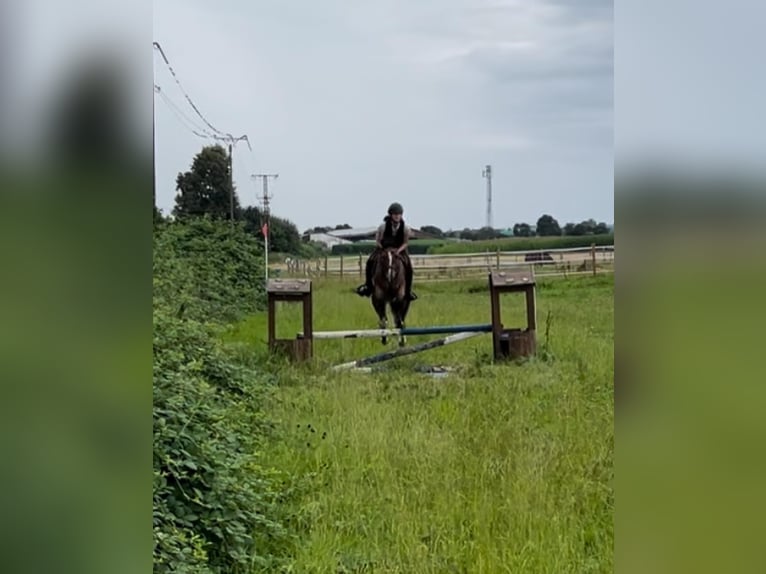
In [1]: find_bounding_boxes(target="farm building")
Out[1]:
[304,232,353,248]
[304,226,436,248]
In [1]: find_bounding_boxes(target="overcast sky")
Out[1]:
[153,0,613,231]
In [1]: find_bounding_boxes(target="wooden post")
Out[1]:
[324,256,328,278]
[302,283,313,359]
[267,297,276,348]
[340,255,344,279]
[489,276,503,359]
[496,248,500,270]
[525,285,537,331]
[359,253,363,278]
[591,243,597,276]
[267,279,313,361]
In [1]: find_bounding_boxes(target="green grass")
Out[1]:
[226,275,613,573]
[428,234,614,254]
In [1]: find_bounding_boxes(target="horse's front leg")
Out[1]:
[393,303,407,347]
[372,297,388,345]
[379,314,388,345]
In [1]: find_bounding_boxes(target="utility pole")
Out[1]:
[251,173,279,282]
[483,164,493,229]
[228,143,234,224]
[153,84,157,220]
[222,135,250,226]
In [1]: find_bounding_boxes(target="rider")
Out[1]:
[356,202,417,301]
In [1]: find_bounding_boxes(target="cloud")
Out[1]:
[152,0,614,230]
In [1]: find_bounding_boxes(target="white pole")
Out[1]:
[332,331,484,371]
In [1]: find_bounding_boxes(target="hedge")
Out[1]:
[153,218,292,573]
[427,233,614,254]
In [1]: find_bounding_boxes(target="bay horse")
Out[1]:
[370,248,411,346]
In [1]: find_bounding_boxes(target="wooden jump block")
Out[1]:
[489,269,537,360]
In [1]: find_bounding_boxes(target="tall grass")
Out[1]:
[226,275,614,572]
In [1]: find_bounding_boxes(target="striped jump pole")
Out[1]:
[332,331,484,371]
[300,323,493,340]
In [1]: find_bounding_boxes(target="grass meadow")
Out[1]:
[226,274,613,573]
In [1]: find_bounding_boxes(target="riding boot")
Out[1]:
[356,254,375,297]
[367,256,375,288]
[405,261,417,301]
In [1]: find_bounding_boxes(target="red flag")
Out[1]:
[262,222,268,237]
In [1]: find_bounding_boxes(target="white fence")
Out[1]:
[278,245,614,281]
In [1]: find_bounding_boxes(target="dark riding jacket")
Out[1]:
[364,216,414,291]
[378,217,410,250]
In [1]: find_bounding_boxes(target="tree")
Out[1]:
[594,222,610,235]
[269,215,302,254]
[536,214,561,236]
[563,219,609,236]
[476,226,502,240]
[153,205,165,225]
[241,206,302,255]
[459,228,478,241]
[420,225,444,238]
[305,226,331,235]
[513,223,533,237]
[334,223,352,230]
[173,145,240,220]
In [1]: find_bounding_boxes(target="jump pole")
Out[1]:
[332,331,484,371]
[301,323,493,340]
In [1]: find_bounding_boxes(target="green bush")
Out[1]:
[153,218,291,573]
[428,233,614,254]
[153,218,266,323]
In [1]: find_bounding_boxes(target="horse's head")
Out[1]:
[373,248,406,293]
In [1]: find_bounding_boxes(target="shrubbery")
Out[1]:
[153,218,291,573]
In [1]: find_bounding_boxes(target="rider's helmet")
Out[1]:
[387,202,404,215]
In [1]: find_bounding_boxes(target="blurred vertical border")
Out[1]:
[616,1,766,572]
[0,0,152,572]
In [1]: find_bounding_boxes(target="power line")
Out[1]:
[152,42,254,227]
[153,41,228,138]
[152,42,253,152]
[154,83,216,140]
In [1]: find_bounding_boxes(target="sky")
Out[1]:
[153,0,613,232]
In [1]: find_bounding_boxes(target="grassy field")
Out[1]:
[226,275,613,573]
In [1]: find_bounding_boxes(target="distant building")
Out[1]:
[304,232,353,248]
[304,225,436,248]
